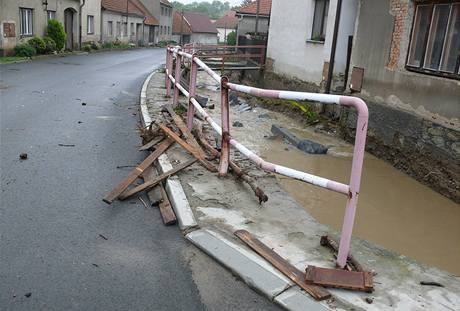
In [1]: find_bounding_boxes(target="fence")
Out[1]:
[165,46,369,269]
[183,43,266,71]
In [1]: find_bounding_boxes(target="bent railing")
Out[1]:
[165,46,369,269]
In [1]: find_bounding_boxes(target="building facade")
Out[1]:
[0,0,94,54]
[235,0,272,42]
[266,0,358,90]
[214,11,237,43]
[172,11,218,45]
[158,0,172,42]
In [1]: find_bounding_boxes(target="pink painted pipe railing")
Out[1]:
[165,46,369,268]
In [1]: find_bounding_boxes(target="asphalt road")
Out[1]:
[0,49,280,311]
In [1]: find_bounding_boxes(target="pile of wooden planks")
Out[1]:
[103,105,269,226]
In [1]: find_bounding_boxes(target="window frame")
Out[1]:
[47,10,56,22]
[19,8,34,37]
[107,21,113,36]
[310,0,329,42]
[87,15,94,34]
[406,1,460,80]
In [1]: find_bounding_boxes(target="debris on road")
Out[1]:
[139,135,164,151]
[158,185,177,225]
[81,102,87,106]
[305,265,374,292]
[420,281,444,287]
[142,166,162,206]
[320,235,364,272]
[58,144,75,147]
[99,234,108,240]
[19,153,28,160]
[232,121,244,127]
[235,229,331,300]
[139,197,149,209]
[24,293,32,298]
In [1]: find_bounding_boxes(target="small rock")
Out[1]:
[233,121,244,127]
[81,102,87,106]
[24,293,32,298]
[19,153,28,160]
[92,263,99,267]
[77,121,83,124]
[284,148,289,151]
[258,114,271,119]
[365,297,373,304]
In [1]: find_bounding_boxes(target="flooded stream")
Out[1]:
[263,130,460,276]
[198,74,460,276]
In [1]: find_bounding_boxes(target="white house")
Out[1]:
[213,11,238,43]
[172,11,218,45]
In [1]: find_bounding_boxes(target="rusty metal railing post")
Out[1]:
[173,48,182,107]
[165,48,172,97]
[218,76,230,176]
[187,54,198,130]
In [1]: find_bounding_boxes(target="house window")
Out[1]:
[311,0,329,41]
[108,21,113,36]
[87,15,94,34]
[47,10,56,22]
[20,8,33,36]
[131,22,135,36]
[407,2,460,78]
[123,22,127,37]
[160,25,163,35]
[161,7,164,15]
[116,21,121,37]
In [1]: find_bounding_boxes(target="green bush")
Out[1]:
[82,44,92,52]
[43,36,57,53]
[47,19,66,51]
[27,37,46,54]
[226,31,236,46]
[101,41,114,49]
[14,43,36,57]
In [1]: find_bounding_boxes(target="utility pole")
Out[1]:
[325,0,343,94]
[254,0,260,36]
[180,9,184,45]
[126,0,129,37]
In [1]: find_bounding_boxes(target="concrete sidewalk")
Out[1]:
[141,69,460,311]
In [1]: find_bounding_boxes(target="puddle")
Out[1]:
[263,132,460,276]
[196,72,460,275]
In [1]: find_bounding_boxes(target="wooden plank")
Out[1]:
[163,105,207,159]
[234,230,331,301]
[305,265,374,293]
[139,135,165,151]
[103,138,174,204]
[158,184,177,225]
[118,158,197,200]
[159,124,217,172]
[142,166,162,206]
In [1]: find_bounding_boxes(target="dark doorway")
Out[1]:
[64,8,74,50]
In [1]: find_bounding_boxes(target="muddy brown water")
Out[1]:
[262,133,460,276]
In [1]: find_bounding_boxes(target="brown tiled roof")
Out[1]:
[214,11,238,29]
[237,0,272,16]
[173,11,218,34]
[172,11,192,34]
[102,0,158,25]
[130,0,159,25]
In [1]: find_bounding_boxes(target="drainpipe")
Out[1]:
[79,0,86,49]
[325,0,343,94]
[254,0,260,36]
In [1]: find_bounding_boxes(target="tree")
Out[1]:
[226,31,236,45]
[171,1,231,19]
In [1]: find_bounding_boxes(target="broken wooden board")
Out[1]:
[234,230,331,301]
[118,158,197,200]
[320,235,364,272]
[305,265,374,293]
[103,138,174,204]
[142,166,162,206]
[139,135,165,151]
[163,105,207,159]
[159,124,217,173]
[158,184,177,225]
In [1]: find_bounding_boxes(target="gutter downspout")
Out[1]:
[255,0,260,35]
[79,0,86,49]
[325,0,343,94]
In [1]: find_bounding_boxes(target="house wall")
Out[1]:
[350,0,460,127]
[236,15,269,38]
[190,33,218,44]
[217,27,235,43]
[0,0,81,54]
[158,3,172,42]
[266,0,357,87]
[138,0,161,43]
[101,10,145,44]
[81,0,101,43]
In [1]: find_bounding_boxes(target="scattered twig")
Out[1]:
[420,281,444,287]
[58,144,75,147]
[116,165,137,169]
[139,197,149,209]
[99,234,108,240]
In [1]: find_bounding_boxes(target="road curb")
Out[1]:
[139,69,333,311]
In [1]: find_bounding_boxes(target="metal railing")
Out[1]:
[165,46,369,269]
[183,43,267,71]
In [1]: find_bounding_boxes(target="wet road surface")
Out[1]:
[0,49,280,311]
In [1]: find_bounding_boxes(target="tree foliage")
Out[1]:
[171,1,232,19]
[226,31,236,45]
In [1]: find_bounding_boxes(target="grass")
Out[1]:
[0,56,29,64]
